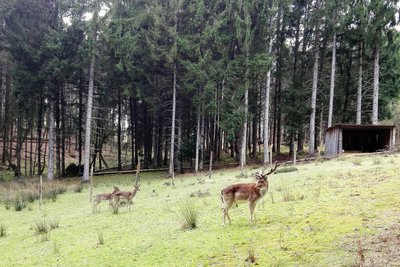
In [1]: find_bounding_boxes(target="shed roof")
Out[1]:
[326,124,395,132]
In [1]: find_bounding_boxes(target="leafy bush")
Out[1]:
[178,199,199,230]
[275,166,298,174]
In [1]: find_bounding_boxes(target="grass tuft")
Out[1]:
[351,158,362,166]
[110,199,119,214]
[13,197,27,211]
[97,230,104,245]
[32,219,49,235]
[178,198,198,230]
[0,222,6,237]
[48,217,59,230]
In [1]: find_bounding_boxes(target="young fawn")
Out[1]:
[93,186,120,212]
[113,184,140,211]
[221,163,278,225]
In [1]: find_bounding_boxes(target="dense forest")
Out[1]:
[0,0,399,181]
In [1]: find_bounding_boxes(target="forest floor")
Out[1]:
[0,153,400,266]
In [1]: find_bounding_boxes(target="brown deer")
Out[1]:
[221,163,278,225]
[93,186,120,212]
[113,184,140,211]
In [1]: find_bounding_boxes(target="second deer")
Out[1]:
[113,184,140,211]
[221,163,278,225]
[93,186,120,212]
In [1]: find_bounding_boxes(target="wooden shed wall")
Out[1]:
[325,128,341,157]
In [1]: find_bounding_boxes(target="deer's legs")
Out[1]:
[249,201,256,223]
[222,200,234,226]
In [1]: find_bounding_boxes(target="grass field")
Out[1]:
[1,153,400,266]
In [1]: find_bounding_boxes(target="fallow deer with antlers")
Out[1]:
[113,184,140,211]
[93,186,120,212]
[221,163,278,225]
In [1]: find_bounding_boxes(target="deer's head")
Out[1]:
[112,186,120,194]
[256,163,279,185]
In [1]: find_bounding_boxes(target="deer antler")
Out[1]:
[266,162,279,175]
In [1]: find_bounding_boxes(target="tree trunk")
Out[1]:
[195,103,201,174]
[309,50,320,155]
[328,31,336,128]
[37,96,43,175]
[55,87,61,177]
[356,41,363,124]
[2,62,10,164]
[83,53,96,182]
[47,101,54,180]
[129,96,135,169]
[169,62,177,185]
[263,37,272,165]
[240,61,249,173]
[78,79,83,168]
[199,111,205,170]
[372,47,379,125]
[117,88,122,170]
[61,86,66,177]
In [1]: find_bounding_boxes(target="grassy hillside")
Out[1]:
[1,154,400,266]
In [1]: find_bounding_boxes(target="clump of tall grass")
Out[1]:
[0,180,69,211]
[32,217,60,242]
[281,187,306,202]
[13,197,27,211]
[110,199,119,214]
[372,158,381,165]
[69,184,82,193]
[48,217,59,230]
[32,219,49,236]
[178,199,199,230]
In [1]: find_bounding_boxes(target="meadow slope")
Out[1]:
[1,154,400,266]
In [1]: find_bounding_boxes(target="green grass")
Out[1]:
[0,155,399,266]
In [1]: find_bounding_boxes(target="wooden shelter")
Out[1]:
[325,124,396,157]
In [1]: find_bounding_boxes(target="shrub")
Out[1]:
[178,199,199,230]
[275,166,298,174]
